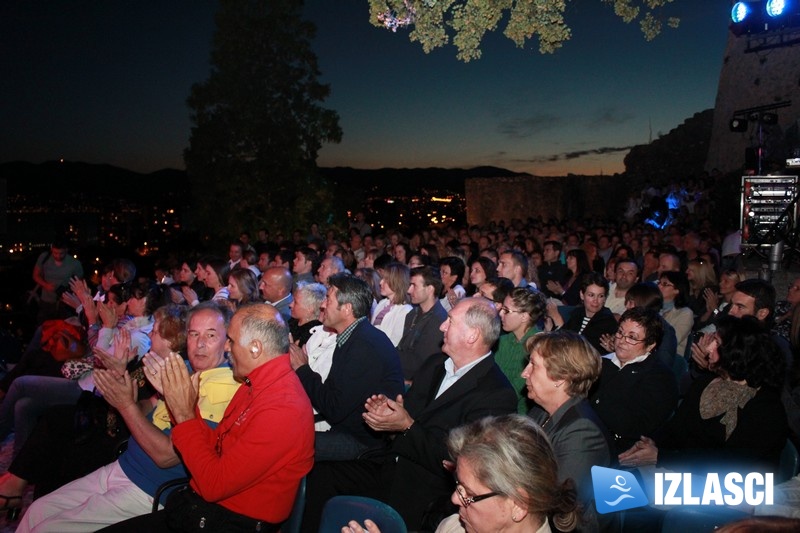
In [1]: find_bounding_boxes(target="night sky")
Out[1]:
[1,1,732,177]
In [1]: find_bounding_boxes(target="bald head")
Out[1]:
[259,267,292,303]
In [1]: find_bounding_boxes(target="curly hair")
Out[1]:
[508,286,548,326]
[715,315,786,389]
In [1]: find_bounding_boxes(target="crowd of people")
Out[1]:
[6,212,800,532]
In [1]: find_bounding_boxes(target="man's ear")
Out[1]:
[756,308,770,322]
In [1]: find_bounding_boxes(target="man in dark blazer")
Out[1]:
[290,273,404,461]
[301,298,517,531]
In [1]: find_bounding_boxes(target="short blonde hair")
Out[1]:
[525,330,601,397]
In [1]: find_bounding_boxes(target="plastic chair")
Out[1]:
[661,507,750,533]
[778,439,800,483]
[319,495,407,533]
[281,476,306,533]
[151,477,189,513]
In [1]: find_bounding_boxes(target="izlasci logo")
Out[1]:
[591,466,649,514]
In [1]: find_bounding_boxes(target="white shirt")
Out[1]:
[435,352,492,399]
[306,325,338,431]
[371,299,413,347]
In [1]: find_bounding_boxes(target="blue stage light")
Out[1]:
[766,0,787,17]
[731,2,750,23]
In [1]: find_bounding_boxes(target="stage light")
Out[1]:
[730,118,749,132]
[766,0,786,17]
[731,2,751,23]
[761,112,778,124]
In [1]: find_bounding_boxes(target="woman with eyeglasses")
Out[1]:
[342,415,580,533]
[619,315,787,472]
[588,307,679,455]
[657,270,694,357]
[617,316,788,530]
[496,287,547,413]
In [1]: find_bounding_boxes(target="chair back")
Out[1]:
[281,476,306,533]
[319,495,407,533]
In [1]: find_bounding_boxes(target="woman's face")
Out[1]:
[500,295,531,335]
[521,349,561,411]
[451,457,516,533]
[379,277,394,299]
[289,291,309,321]
[227,277,242,301]
[581,284,607,316]
[204,265,220,289]
[658,277,678,303]
[719,274,737,296]
[148,319,173,358]
[194,263,207,282]
[441,265,457,289]
[614,319,654,363]
[179,263,195,284]
[470,263,486,287]
[566,255,577,272]
[686,265,696,282]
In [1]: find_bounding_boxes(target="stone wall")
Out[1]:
[706,30,800,174]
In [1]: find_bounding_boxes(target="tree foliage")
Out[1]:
[368,0,680,61]
[185,0,342,243]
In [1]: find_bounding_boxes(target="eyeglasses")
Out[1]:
[658,281,674,288]
[454,480,499,508]
[615,330,645,345]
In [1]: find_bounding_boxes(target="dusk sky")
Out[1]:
[1,1,732,177]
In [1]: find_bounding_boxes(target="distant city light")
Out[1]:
[431,197,452,203]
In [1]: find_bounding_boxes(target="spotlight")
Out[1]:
[731,1,751,23]
[730,118,749,132]
[761,112,778,124]
[766,0,786,17]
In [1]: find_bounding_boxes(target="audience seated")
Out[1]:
[16,302,239,532]
[588,307,679,455]
[289,274,404,461]
[396,266,447,384]
[523,331,611,532]
[372,263,413,346]
[101,303,314,532]
[547,272,617,355]
[301,298,517,531]
[496,287,546,413]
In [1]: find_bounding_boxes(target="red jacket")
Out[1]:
[171,354,314,523]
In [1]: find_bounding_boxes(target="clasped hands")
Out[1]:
[362,394,413,433]
[618,436,658,468]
